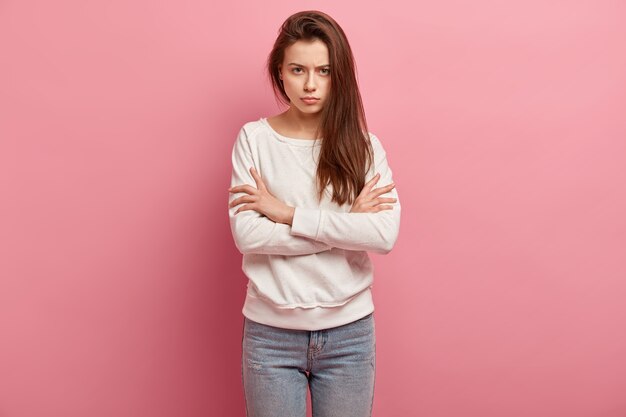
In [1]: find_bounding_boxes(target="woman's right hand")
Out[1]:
[349,173,397,213]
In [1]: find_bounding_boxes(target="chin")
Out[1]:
[294,105,323,115]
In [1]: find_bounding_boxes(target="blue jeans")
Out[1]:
[241,312,376,417]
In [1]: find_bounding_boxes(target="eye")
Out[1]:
[320,68,330,75]
[292,67,303,74]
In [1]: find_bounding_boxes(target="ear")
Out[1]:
[278,65,282,80]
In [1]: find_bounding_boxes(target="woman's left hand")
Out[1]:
[229,167,295,225]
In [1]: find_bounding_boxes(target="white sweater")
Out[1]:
[228,117,401,330]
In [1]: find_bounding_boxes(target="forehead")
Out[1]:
[283,39,329,66]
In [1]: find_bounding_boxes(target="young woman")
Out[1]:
[228,10,401,417]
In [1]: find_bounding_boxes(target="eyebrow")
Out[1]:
[287,63,330,68]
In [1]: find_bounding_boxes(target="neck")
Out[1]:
[284,107,322,135]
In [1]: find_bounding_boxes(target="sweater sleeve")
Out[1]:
[290,134,401,254]
[228,126,333,256]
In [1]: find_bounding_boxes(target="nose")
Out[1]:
[304,74,317,92]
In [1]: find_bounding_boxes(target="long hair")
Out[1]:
[267,10,373,206]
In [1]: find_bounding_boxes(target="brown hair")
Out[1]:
[267,10,373,206]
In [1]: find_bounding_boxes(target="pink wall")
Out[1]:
[1,1,625,416]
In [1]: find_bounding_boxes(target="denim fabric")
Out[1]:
[241,313,376,417]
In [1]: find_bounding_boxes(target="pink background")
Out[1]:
[1,0,625,416]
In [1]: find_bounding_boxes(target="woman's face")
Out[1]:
[278,38,331,116]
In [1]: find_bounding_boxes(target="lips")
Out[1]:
[301,97,320,104]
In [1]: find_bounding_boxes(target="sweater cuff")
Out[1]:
[290,207,322,240]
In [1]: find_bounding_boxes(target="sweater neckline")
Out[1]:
[259,117,322,147]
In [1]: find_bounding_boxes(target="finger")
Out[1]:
[359,173,380,196]
[229,195,258,208]
[359,197,395,209]
[363,197,397,207]
[353,203,394,213]
[369,183,395,199]
[378,197,397,204]
[249,167,267,191]
[229,184,258,195]
[235,204,257,215]
[366,173,381,188]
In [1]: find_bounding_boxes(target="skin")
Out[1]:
[270,38,331,138]
[229,38,396,225]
